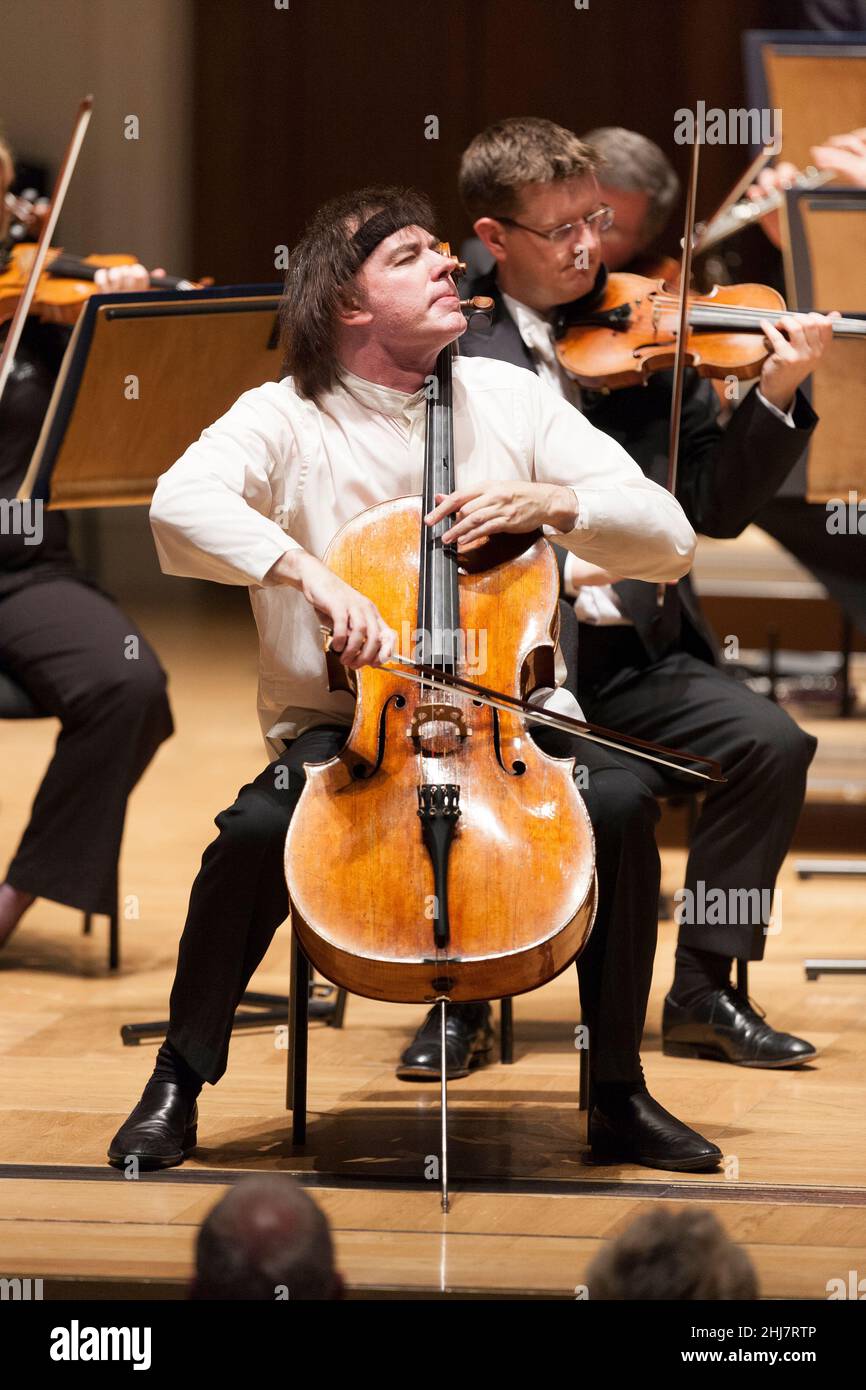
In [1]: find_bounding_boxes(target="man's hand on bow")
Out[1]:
[268,550,397,670]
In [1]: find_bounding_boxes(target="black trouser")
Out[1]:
[0,576,174,915]
[165,719,662,1087]
[576,624,818,961]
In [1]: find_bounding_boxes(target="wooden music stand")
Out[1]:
[777,185,866,963]
[742,30,866,169]
[782,186,866,503]
[18,283,283,510]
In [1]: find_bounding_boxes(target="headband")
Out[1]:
[350,206,431,267]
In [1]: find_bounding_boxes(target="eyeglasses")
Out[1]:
[497,205,614,243]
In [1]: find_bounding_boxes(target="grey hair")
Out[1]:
[582,127,680,246]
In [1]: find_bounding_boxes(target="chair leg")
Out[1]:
[839,612,853,718]
[578,1024,590,1112]
[82,907,121,971]
[330,987,348,1029]
[109,912,120,972]
[736,958,749,996]
[499,998,513,1064]
[286,933,309,1145]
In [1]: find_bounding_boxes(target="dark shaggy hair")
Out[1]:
[280,185,437,402]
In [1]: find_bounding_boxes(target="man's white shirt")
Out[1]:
[150,355,695,754]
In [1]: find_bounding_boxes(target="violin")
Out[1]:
[0,242,202,327]
[554,270,866,391]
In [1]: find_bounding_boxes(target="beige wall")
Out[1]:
[1,0,198,605]
[1,0,193,270]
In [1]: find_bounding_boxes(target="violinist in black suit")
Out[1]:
[0,134,173,951]
[397,118,836,1085]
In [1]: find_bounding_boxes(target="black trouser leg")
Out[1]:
[166,725,347,1085]
[531,727,661,1084]
[578,645,817,963]
[0,577,173,914]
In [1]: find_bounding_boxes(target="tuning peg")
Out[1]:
[460,295,494,332]
[460,295,494,316]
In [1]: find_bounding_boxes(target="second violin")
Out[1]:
[555,271,866,391]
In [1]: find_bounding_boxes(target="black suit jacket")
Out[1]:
[459,267,819,666]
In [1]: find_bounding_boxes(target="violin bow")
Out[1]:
[0,95,93,408]
[657,135,700,608]
[383,653,725,784]
[319,623,724,784]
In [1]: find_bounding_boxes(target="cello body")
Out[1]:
[284,494,597,1005]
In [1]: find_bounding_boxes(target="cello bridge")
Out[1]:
[409,702,467,755]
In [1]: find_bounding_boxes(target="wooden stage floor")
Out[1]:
[1,597,865,1299]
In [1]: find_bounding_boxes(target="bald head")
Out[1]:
[192,1175,341,1300]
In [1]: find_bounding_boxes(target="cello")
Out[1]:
[284,314,598,1008]
[283,279,723,1208]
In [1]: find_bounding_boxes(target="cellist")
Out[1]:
[107,185,724,1175]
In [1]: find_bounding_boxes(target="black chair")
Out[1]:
[284,784,755,1143]
[0,665,120,969]
[285,934,518,1144]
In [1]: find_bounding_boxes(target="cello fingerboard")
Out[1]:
[418,345,461,670]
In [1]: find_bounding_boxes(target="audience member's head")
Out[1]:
[586,1206,758,1300]
[191,1174,343,1300]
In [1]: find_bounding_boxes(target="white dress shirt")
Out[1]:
[150,355,695,754]
[502,288,796,627]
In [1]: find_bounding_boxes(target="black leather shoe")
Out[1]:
[107,1079,199,1170]
[396,1002,494,1081]
[587,1090,722,1172]
[663,987,818,1068]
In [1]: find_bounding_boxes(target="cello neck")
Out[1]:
[418,345,461,670]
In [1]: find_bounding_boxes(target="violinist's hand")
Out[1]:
[268,550,397,671]
[811,128,866,188]
[758,311,839,412]
[93,263,166,292]
[745,161,799,250]
[425,482,578,548]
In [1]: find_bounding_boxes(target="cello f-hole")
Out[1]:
[491,708,527,776]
